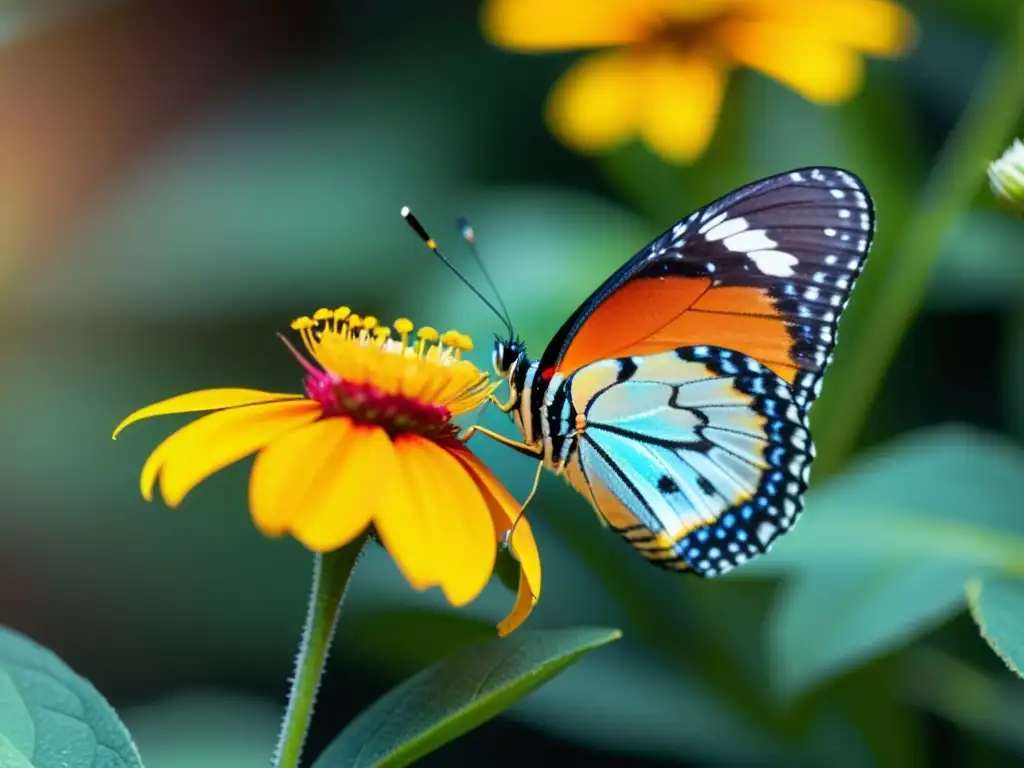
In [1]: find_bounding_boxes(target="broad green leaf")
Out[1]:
[738,423,1024,575]
[0,733,34,768]
[966,577,1024,678]
[122,692,280,768]
[312,627,620,768]
[769,563,974,699]
[0,626,143,767]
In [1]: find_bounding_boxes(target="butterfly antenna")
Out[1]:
[401,206,513,336]
[457,216,513,333]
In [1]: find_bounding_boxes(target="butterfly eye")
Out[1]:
[492,342,506,375]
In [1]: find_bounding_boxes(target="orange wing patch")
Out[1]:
[556,277,710,375]
[556,279,798,383]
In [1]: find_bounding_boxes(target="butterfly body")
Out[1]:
[489,167,875,575]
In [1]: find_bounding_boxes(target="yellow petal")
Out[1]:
[375,434,441,591]
[249,417,353,537]
[113,388,303,439]
[546,50,640,154]
[716,20,863,104]
[481,0,650,51]
[289,424,391,552]
[655,0,746,22]
[452,448,542,636]
[143,400,322,507]
[751,0,917,57]
[639,47,728,164]
[397,437,496,607]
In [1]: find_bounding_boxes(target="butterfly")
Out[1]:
[407,166,874,576]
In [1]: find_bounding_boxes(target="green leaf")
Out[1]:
[966,577,1024,678]
[928,211,1024,310]
[312,627,621,768]
[769,563,974,699]
[737,423,1024,575]
[0,626,143,768]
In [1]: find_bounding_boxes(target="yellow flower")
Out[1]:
[112,308,541,636]
[481,0,917,163]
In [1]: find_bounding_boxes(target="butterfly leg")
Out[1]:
[459,425,543,458]
[508,459,545,539]
[488,393,519,413]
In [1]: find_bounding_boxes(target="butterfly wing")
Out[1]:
[562,346,812,575]
[538,167,874,409]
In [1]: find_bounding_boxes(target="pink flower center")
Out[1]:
[304,370,456,438]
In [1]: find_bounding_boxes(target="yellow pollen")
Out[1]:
[287,307,497,418]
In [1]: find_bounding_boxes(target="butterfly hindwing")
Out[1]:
[540,167,874,410]
[562,345,813,576]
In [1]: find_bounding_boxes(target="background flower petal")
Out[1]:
[113,388,304,439]
[716,20,864,104]
[249,417,352,537]
[481,0,650,51]
[146,400,322,506]
[753,0,918,57]
[290,424,390,552]
[640,48,728,164]
[397,437,496,607]
[451,448,542,635]
[546,50,640,154]
[376,434,442,592]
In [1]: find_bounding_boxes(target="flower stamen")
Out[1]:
[286,308,497,438]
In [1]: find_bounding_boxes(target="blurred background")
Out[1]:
[1,0,1023,765]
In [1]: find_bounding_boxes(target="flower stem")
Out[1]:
[273,535,368,768]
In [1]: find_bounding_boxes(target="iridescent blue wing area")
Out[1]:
[562,346,812,576]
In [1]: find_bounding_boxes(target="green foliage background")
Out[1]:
[0,0,1022,765]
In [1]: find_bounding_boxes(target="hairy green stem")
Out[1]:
[273,535,368,768]
[813,27,1024,479]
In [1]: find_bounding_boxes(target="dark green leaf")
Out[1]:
[0,626,143,767]
[769,563,974,699]
[312,627,620,768]
[928,211,1024,310]
[966,576,1024,677]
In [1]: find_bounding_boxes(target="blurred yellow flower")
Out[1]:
[113,308,540,636]
[482,0,917,163]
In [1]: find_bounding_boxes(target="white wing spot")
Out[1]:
[838,209,851,219]
[825,255,838,265]
[748,249,798,277]
[824,227,837,237]
[790,171,804,181]
[756,522,777,545]
[830,189,846,199]
[723,229,777,253]
[698,212,728,234]
[704,216,748,241]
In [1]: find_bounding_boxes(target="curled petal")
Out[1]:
[113,388,303,439]
[481,0,650,51]
[452,448,541,636]
[142,400,322,506]
[546,50,640,154]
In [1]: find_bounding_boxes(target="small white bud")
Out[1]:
[987,138,1024,214]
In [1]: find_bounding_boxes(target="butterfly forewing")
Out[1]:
[540,167,874,410]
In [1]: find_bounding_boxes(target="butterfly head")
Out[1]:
[492,335,526,381]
